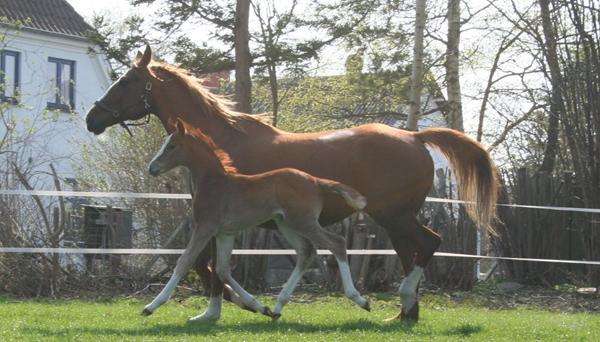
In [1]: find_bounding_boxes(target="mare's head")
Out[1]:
[86,45,155,134]
[148,119,236,177]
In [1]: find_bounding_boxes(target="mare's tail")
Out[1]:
[318,180,367,211]
[415,128,500,233]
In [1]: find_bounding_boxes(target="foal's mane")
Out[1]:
[180,121,238,174]
[149,62,269,133]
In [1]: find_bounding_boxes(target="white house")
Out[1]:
[0,0,110,180]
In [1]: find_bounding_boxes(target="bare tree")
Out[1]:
[445,0,464,131]
[235,0,252,113]
[537,0,562,173]
[407,0,426,131]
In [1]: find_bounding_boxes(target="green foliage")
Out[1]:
[253,67,412,132]
[173,37,235,74]
[87,15,150,76]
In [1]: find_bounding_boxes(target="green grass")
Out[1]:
[0,293,598,341]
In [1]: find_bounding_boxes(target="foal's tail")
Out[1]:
[415,128,500,234]
[319,180,367,211]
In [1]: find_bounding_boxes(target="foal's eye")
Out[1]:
[118,78,129,86]
[166,144,176,150]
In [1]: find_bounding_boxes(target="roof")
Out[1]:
[0,0,93,39]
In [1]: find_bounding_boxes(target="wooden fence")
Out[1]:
[494,168,600,285]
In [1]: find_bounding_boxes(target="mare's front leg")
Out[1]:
[215,234,273,318]
[142,227,213,316]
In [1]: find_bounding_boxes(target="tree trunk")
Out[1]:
[268,64,279,126]
[407,0,426,131]
[234,0,252,113]
[537,0,561,173]
[445,0,464,132]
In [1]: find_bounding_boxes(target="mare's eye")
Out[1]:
[166,144,176,150]
[119,78,129,86]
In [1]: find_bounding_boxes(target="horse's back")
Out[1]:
[273,123,434,207]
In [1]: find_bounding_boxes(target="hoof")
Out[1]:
[400,301,419,322]
[240,303,257,313]
[271,313,282,321]
[262,306,274,318]
[361,301,371,312]
[141,308,153,316]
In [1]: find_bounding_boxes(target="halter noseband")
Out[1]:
[94,81,153,136]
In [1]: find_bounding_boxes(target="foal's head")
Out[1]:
[148,119,236,177]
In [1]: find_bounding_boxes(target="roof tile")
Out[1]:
[0,0,92,38]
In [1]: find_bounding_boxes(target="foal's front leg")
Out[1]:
[215,234,273,318]
[142,227,213,316]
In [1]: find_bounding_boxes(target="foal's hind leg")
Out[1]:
[214,234,273,318]
[272,225,316,320]
[294,220,370,311]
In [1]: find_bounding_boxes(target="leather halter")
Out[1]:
[94,81,153,136]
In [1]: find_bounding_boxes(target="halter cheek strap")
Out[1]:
[94,81,153,136]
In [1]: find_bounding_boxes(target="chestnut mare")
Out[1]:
[143,119,369,320]
[86,46,499,322]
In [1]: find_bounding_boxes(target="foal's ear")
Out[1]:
[135,44,152,68]
[175,119,186,136]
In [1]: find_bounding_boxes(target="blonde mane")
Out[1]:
[149,62,270,132]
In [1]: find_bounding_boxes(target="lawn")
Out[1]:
[0,293,598,341]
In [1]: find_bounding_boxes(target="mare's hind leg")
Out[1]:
[398,221,440,321]
[272,225,317,320]
[293,220,370,311]
[377,213,441,322]
[214,234,273,318]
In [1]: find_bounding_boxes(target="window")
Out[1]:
[47,57,75,111]
[1,50,20,103]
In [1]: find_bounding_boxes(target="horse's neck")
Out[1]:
[153,85,283,159]
[187,146,227,180]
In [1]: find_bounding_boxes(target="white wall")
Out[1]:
[1,29,111,180]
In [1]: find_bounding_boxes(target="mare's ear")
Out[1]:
[135,44,152,68]
[175,119,186,136]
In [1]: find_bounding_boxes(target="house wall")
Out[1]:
[1,28,110,180]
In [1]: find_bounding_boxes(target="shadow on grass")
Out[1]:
[25,318,419,338]
[444,323,484,337]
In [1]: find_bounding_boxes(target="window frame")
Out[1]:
[0,50,20,104]
[47,57,76,111]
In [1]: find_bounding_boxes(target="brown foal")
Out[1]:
[86,45,499,322]
[142,119,370,320]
